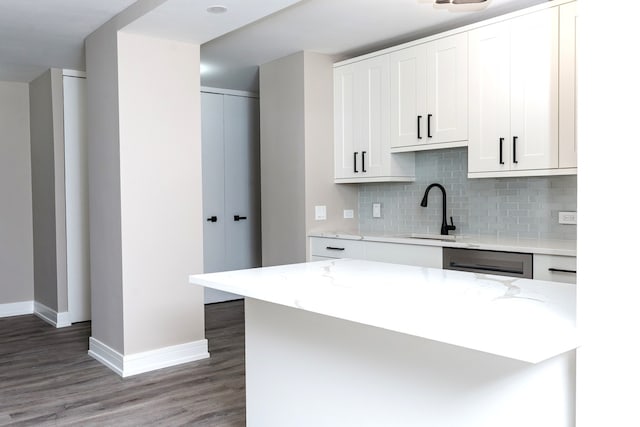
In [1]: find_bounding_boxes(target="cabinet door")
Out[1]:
[468,21,511,173]
[201,92,226,274]
[334,65,358,179]
[356,55,391,177]
[510,8,559,171]
[426,33,468,145]
[559,2,577,168]
[224,95,261,271]
[390,45,427,148]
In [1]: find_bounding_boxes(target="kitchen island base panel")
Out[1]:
[245,298,575,427]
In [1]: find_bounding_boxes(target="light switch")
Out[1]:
[372,203,381,218]
[343,209,354,219]
[315,205,327,221]
[558,211,577,225]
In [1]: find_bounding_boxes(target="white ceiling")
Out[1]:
[0,0,546,89]
[200,0,547,92]
[0,0,138,82]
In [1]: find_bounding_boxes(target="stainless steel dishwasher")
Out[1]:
[442,247,533,279]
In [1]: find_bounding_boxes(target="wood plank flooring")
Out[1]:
[0,300,246,426]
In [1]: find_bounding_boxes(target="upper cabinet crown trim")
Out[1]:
[334,0,575,68]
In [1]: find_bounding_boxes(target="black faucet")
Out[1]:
[420,183,456,235]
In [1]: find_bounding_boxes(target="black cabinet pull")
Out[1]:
[417,116,422,139]
[427,114,432,138]
[513,136,518,164]
[353,152,358,173]
[326,246,345,251]
[362,151,367,173]
[499,138,504,165]
[548,268,577,274]
[206,216,217,222]
[234,215,247,221]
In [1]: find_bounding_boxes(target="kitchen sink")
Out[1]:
[395,233,457,242]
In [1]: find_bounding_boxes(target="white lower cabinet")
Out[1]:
[310,237,442,268]
[533,254,577,284]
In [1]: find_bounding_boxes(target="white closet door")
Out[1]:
[224,95,261,271]
[64,75,91,323]
[201,92,232,303]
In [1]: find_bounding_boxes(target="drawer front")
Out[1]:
[533,254,577,284]
[310,237,365,259]
[364,241,442,268]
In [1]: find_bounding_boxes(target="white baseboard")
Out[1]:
[0,300,34,318]
[88,337,210,378]
[34,302,71,328]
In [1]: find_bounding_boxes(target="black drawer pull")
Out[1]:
[427,114,432,138]
[361,151,367,173]
[513,136,518,164]
[449,262,523,275]
[417,115,422,139]
[234,215,247,221]
[353,152,358,173]
[206,216,217,222]
[326,246,345,251]
[548,268,576,274]
[499,137,504,165]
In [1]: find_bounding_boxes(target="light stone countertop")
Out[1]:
[309,231,577,257]
[190,259,578,364]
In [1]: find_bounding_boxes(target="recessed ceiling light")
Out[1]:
[206,5,228,14]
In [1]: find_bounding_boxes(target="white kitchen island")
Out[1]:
[190,259,578,427]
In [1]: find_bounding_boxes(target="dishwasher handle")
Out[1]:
[448,262,523,276]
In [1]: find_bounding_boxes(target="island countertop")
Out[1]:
[189,259,578,364]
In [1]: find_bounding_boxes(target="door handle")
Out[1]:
[353,152,359,173]
[206,216,217,222]
[499,138,504,165]
[513,136,518,164]
[234,215,247,221]
[427,114,432,138]
[361,151,367,173]
[417,115,422,139]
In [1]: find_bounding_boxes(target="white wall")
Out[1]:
[0,81,34,305]
[576,1,640,425]
[28,69,68,312]
[259,52,358,266]
[85,20,125,352]
[303,52,359,256]
[259,53,307,266]
[117,31,204,354]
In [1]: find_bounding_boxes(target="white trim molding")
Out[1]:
[0,301,34,318]
[88,337,210,378]
[34,302,71,328]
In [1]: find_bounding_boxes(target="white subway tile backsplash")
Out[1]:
[358,148,577,241]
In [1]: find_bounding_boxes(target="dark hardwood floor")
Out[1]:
[0,300,246,426]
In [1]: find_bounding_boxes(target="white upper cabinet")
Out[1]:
[390,33,468,152]
[334,55,414,183]
[559,1,577,169]
[468,7,566,177]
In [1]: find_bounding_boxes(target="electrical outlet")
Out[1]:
[315,205,327,221]
[343,209,354,219]
[558,211,577,225]
[372,203,381,218]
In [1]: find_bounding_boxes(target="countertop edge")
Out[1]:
[308,232,577,257]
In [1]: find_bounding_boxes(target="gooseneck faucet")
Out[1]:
[420,183,456,235]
